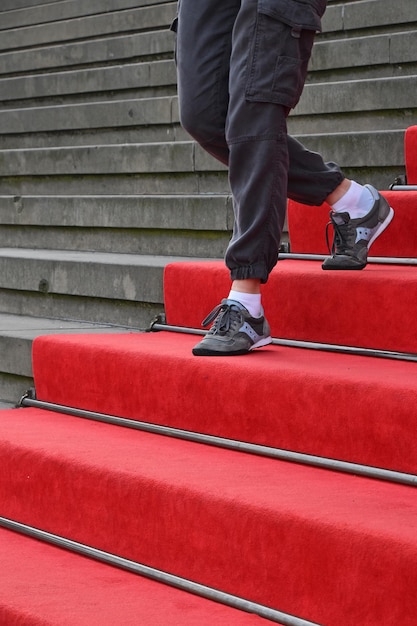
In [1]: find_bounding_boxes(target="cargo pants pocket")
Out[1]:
[245,0,326,109]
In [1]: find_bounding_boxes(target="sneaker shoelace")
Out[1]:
[201,302,242,335]
[325,212,353,256]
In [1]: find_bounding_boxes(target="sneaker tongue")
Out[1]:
[332,212,350,225]
[224,299,248,314]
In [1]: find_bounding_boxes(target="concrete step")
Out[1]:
[0,96,177,135]
[0,194,231,230]
[1,73,415,144]
[0,0,172,31]
[0,124,189,150]
[0,59,177,106]
[311,30,416,78]
[0,3,177,52]
[0,132,404,190]
[0,170,230,198]
[1,0,61,11]
[0,133,404,174]
[0,194,232,257]
[291,75,417,126]
[0,29,174,76]
[323,0,417,34]
[0,95,186,149]
[0,142,197,175]
[0,248,211,326]
[0,248,174,304]
[0,312,140,404]
[0,139,231,195]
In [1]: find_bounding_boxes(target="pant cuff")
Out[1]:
[229,261,270,284]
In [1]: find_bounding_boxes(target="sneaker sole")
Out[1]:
[193,335,272,357]
[249,336,272,351]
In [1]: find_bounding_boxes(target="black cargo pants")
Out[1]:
[174,0,344,283]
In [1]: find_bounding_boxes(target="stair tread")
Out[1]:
[32,330,417,475]
[0,527,267,626]
[2,407,415,529]
[164,259,417,353]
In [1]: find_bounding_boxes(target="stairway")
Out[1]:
[1,129,417,623]
[1,0,417,620]
[1,0,416,403]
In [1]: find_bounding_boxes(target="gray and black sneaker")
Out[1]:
[322,185,394,270]
[192,299,272,356]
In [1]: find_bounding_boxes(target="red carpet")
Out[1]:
[1,408,417,626]
[32,331,417,474]
[164,260,417,353]
[2,130,417,625]
[0,528,269,625]
[287,190,417,255]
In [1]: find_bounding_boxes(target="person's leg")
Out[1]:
[176,0,239,166]
[176,0,389,259]
[177,0,281,336]
[285,123,394,269]
[287,135,345,206]
[191,0,321,355]
[178,0,392,355]
[176,0,380,277]
[179,0,339,280]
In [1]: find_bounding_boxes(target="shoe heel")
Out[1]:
[368,207,394,249]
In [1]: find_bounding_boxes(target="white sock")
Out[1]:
[331,181,374,219]
[228,290,262,318]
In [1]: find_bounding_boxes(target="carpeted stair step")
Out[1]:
[162,190,417,355]
[0,311,139,405]
[0,527,269,626]
[287,190,417,256]
[164,259,417,354]
[32,331,417,474]
[1,407,417,626]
